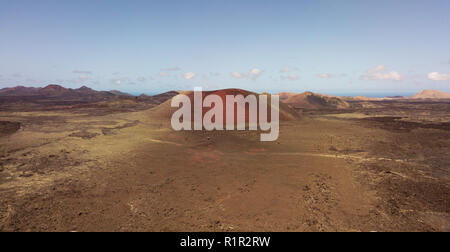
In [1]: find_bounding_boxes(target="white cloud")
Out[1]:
[111,76,130,85]
[371,72,403,81]
[110,77,122,85]
[428,72,450,81]
[71,74,90,84]
[280,66,299,73]
[318,73,332,79]
[183,72,196,80]
[231,68,263,79]
[362,65,403,81]
[231,72,244,78]
[280,66,290,73]
[287,74,298,80]
[159,72,169,77]
[250,68,262,78]
[368,65,386,74]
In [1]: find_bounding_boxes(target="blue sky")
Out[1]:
[0,0,449,96]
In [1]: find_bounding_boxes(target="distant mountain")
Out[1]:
[0,85,180,105]
[135,91,180,105]
[349,96,382,101]
[143,91,180,104]
[282,91,350,109]
[0,86,40,96]
[410,90,450,99]
[0,85,107,97]
[108,90,134,97]
[0,85,136,99]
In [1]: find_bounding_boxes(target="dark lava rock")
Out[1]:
[0,121,21,137]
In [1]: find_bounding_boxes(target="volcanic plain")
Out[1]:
[0,86,448,231]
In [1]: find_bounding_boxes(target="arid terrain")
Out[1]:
[0,87,449,232]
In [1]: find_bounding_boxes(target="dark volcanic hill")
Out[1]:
[0,86,40,96]
[138,91,180,104]
[0,84,121,100]
[0,85,180,108]
[108,90,134,97]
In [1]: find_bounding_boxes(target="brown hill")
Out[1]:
[277,92,298,102]
[283,92,350,109]
[39,84,71,96]
[108,90,134,97]
[0,85,118,99]
[138,91,180,104]
[0,86,40,96]
[0,85,182,108]
[410,90,450,99]
[151,88,300,124]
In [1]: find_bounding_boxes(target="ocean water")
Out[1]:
[325,92,416,98]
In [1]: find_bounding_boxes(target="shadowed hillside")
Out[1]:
[282,92,350,110]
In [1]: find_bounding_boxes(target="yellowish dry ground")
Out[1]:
[0,104,449,231]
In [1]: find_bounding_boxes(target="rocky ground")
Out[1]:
[0,100,448,231]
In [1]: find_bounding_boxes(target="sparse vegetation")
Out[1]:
[0,89,448,231]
